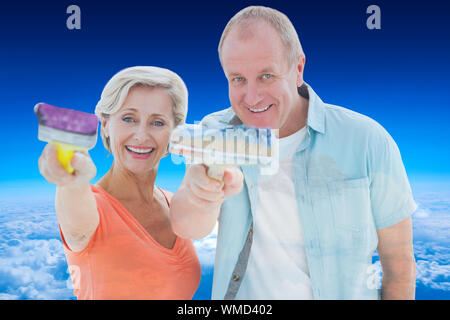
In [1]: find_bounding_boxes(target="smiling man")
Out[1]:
[170,6,417,300]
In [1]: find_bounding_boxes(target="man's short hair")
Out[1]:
[218,6,305,68]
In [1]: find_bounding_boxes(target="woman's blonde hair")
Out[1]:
[94,66,188,152]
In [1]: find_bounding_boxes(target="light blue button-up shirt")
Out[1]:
[200,84,417,300]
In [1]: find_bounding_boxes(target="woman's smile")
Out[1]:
[125,145,155,159]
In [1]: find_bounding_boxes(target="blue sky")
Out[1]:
[0,0,449,299]
[0,0,449,181]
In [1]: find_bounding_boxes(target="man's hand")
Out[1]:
[222,166,245,198]
[169,164,244,239]
[187,164,243,201]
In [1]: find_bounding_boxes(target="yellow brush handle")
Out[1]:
[51,142,75,174]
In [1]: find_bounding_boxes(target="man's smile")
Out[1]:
[248,104,274,113]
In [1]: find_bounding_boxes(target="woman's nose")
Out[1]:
[133,123,151,142]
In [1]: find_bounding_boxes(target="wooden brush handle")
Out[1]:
[206,165,227,181]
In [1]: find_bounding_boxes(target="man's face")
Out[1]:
[221,21,305,137]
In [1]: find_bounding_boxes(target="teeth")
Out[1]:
[249,104,272,113]
[126,146,153,154]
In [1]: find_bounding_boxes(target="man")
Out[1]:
[169,6,417,299]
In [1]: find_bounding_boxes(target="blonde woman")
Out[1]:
[38,66,201,299]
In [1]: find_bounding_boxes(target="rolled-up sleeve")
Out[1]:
[367,124,417,229]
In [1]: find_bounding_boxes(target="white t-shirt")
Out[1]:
[235,126,314,300]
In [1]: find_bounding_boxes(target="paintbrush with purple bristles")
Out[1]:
[34,103,99,174]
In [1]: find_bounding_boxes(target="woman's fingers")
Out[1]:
[70,151,97,184]
[38,144,96,186]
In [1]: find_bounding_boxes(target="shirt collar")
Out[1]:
[227,82,326,135]
[305,83,326,134]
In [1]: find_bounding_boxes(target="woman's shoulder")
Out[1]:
[90,184,113,202]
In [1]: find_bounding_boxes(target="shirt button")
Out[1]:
[248,228,253,236]
[233,274,240,281]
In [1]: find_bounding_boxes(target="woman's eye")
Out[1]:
[122,117,135,123]
[262,74,272,79]
[232,77,244,83]
[153,121,164,127]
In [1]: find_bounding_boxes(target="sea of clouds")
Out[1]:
[0,184,448,300]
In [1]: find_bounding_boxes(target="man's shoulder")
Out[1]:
[324,103,388,139]
[200,107,235,127]
[322,103,399,158]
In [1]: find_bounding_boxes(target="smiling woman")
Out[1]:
[37,66,201,300]
[100,86,175,172]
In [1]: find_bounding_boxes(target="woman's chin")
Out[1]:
[125,165,157,176]
[120,158,160,176]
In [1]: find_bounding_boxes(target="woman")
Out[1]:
[38,66,201,299]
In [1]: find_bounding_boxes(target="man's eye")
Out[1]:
[153,121,164,127]
[262,74,272,79]
[232,77,244,83]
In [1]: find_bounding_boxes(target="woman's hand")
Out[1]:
[38,143,97,187]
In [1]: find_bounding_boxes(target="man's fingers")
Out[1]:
[190,165,223,192]
[223,167,243,187]
[190,183,225,202]
[223,167,244,197]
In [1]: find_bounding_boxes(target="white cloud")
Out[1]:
[193,223,218,267]
[0,196,74,300]
[416,260,450,291]
[411,191,450,292]
[412,207,430,218]
[0,186,449,300]
[0,195,220,300]
[0,238,74,299]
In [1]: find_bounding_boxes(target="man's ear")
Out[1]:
[296,56,306,87]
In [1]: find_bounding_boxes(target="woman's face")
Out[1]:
[103,86,175,175]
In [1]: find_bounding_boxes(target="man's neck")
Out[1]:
[278,95,309,138]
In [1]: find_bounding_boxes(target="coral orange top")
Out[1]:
[60,185,201,300]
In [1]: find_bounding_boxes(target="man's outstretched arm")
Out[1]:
[169,164,243,239]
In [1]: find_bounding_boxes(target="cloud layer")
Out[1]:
[0,187,448,300]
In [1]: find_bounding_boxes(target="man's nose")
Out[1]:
[243,82,263,107]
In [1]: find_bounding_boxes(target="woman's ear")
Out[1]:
[100,115,110,138]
